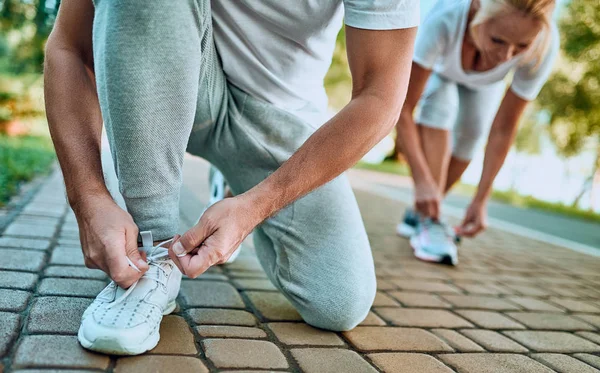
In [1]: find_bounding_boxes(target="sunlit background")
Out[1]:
[1,0,599,220]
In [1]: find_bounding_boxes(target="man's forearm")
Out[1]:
[243,94,402,222]
[44,44,108,210]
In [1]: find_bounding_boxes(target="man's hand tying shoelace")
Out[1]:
[74,194,149,288]
[168,195,260,278]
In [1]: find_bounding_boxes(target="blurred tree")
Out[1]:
[324,27,352,110]
[0,0,57,73]
[537,0,600,208]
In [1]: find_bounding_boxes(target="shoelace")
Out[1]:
[423,219,449,241]
[108,238,174,308]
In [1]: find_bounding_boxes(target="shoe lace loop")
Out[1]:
[109,238,174,308]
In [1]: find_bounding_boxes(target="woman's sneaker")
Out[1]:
[77,231,182,355]
[396,209,420,237]
[207,166,241,263]
[409,218,458,266]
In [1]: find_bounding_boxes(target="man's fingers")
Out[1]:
[168,235,185,274]
[106,253,144,288]
[124,227,148,273]
[178,247,216,279]
[173,221,210,257]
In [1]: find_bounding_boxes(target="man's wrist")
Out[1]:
[238,181,285,226]
[68,186,112,216]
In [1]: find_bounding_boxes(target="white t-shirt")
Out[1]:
[212,0,420,125]
[413,0,559,100]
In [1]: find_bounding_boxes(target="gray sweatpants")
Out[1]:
[92,0,376,331]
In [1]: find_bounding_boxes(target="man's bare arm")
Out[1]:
[44,0,109,208]
[45,0,147,287]
[244,26,417,221]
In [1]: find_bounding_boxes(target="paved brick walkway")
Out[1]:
[1,167,600,373]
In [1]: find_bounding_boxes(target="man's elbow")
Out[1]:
[380,95,405,133]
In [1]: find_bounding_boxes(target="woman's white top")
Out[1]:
[413,0,559,100]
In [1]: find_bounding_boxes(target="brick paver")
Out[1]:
[376,308,474,328]
[202,339,288,369]
[36,277,106,297]
[0,289,30,312]
[179,281,245,308]
[506,312,597,331]
[431,329,485,352]
[12,335,110,369]
[574,314,600,328]
[576,331,600,344]
[369,353,454,373]
[456,310,526,329]
[388,291,452,308]
[1,166,600,372]
[26,296,92,334]
[114,356,208,373]
[292,348,377,373]
[148,316,197,355]
[267,322,345,346]
[504,331,600,352]
[0,249,46,272]
[505,296,566,312]
[344,327,453,352]
[460,329,528,352]
[0,313,20,357]
[245,291,303,321]
[440,294,522,310]
[532,353,600,373]
[187,308,258,326]
[574,354,600,370]
[0,272,37,291]
[196,326,267,338]
[440,353,554,373]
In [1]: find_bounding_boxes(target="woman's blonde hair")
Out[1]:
[470,0,555,69]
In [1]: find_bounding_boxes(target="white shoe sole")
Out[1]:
[396,222,416,238]
[77,300,177,356]
[410,236,458,266]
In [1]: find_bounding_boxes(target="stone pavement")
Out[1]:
[1,165,600,373]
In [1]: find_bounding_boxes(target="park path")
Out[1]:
[1,156,599,372]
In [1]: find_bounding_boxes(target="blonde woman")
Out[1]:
[396,0,559,265]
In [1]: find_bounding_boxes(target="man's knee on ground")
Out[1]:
[296,283,375,332]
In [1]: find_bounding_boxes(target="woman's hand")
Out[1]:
[456,200,488,237]
[414,177,442,220]
[169,195,261,278]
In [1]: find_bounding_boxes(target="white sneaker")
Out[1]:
[207,166,241,264]
[396,209,420,238]
[78,231,182,355]
[409,219,458,266]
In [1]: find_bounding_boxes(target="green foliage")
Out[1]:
[324,27,352,110]
[0,0,56,74]
[355,160,411,176]
[354,160,600,223]
[0,73,45,125]
[514,109,543,155]
[489,189,600,223]
[0,134,55,205]
[537,0,600,157]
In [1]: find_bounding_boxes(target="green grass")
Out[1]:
[0,134,56,205]
[356,160,411,176]
[354,160,600,224]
